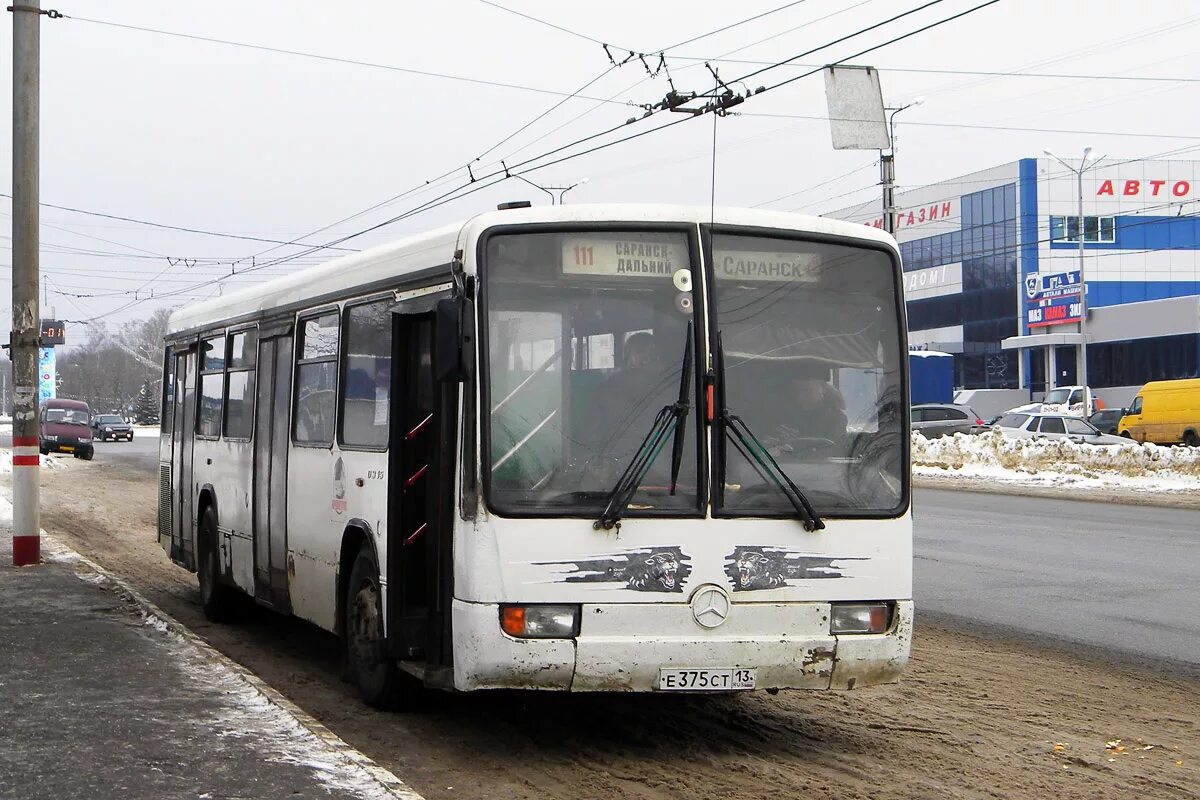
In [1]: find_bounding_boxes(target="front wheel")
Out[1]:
[1183,430,1200,447]
[345,546,414,709]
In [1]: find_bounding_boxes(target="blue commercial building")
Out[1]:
[830,157,1200,406]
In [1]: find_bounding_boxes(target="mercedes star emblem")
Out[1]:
[690,584,731,629]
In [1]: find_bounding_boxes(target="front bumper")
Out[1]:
[451,599,912,692]
[41,440,93,454]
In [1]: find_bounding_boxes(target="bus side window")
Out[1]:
[341,300,392,449]
[197,335,225,438]
[294,311,340,445]
[161,348,175,434]
[223,330,257,440]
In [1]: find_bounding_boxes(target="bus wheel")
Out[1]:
[345,546,411,709]
[1184,430,1199,447]
[198,507,238,622]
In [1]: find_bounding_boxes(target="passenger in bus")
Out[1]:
[770,362,847,448]
[586,332,671,465]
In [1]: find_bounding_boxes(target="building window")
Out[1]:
[294,311,340,445]
[223,330,256,440]
[1049,215,1115,243]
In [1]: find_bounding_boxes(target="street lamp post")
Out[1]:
[511,175,589,205]
[880,97,924,234]
[1043,147,1105,413]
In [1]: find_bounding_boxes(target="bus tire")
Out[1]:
[1184,430,1199,447]
[345,545,411,710]
[198,506,238,622]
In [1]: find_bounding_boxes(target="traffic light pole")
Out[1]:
[10,1,42,565]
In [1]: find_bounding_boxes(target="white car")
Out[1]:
[1004,385,1099,418]
[992,411,1128,445]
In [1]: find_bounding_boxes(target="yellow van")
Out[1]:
[1117,378,1200,446]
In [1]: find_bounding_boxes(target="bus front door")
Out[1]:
[252,332,293,612]
[171,349,197,570]
[388,313,453,669]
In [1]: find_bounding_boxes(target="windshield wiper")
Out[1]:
[717,333,824,532]
[594,324,693,531]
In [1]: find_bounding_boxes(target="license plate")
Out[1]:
[659,668,756,691]
[60,445,74,452]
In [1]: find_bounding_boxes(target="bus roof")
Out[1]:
[167,203,895,338]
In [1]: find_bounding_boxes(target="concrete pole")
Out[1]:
[11,0,42,565]
[880,154,896,235]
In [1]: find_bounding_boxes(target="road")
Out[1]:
[914,488,1200,666]
[25,437,1200,666]
[9,462,1198,799]
[0,428,160,473]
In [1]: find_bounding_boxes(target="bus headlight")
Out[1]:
[500,604,580,638]
[830,602,891,634]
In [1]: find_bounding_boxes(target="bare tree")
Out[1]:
[56,307,177,413]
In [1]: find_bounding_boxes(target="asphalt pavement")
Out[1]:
[914,487,1200,666]
[90,430,160,473]
[12,432,1198,667]
[0,429,160,473]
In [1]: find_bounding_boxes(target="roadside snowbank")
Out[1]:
[913,429,1200,493]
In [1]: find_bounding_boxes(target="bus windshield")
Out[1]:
[484,229,700,516]
[712,233,905,516]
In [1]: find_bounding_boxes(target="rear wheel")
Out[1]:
[198,507,238,622]
[1183,430,1200,447]
[345,545,415,710]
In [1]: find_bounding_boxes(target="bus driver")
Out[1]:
[771,362,847,447]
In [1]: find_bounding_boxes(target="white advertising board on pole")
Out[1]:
[823,65,888,151]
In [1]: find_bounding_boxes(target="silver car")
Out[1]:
[911,403,986,438]
[992,412,1128,445]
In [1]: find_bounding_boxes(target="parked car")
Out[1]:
[1118,378,1200,446]
[911,403,986,438]
[91,413,134,442]
[1004,385,1103,418]
[39,398,95,459]
[1088,408,1126,435]
[993,412,1127,445]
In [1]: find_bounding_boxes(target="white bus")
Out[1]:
[158,203,911,707]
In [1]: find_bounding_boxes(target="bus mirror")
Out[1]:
[435,297,466,383]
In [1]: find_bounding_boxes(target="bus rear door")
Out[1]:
[252,329,294,611]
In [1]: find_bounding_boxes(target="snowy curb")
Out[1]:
[4,494,424,800]
[911,429,1200,494]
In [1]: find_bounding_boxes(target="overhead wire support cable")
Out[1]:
[61,13,629,104]
[105,0,1009,303]
[238,0,1006,273]
[748,0,1002,95]
[254,0,874,267]
[0,191,358,250]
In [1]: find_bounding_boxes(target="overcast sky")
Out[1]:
[3,0,1198,347]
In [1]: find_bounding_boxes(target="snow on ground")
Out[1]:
[913,429,1200,494]
[0,451,74,473]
